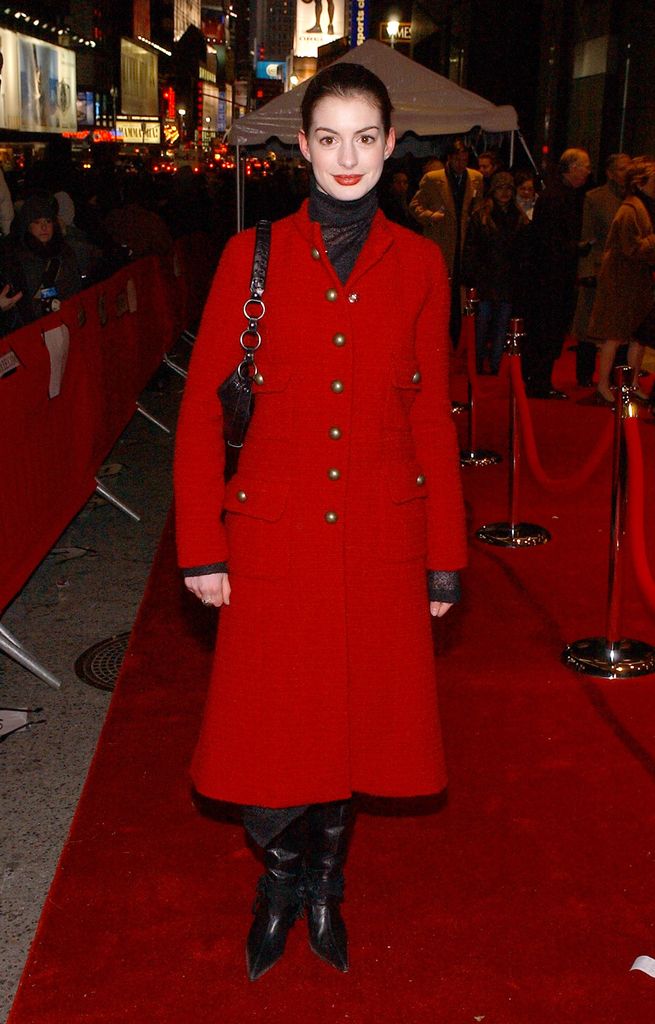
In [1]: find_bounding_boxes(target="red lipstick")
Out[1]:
[333,175,363,186]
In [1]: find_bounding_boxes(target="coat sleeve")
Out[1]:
[173,230,255,570]
[409,175,443,226]
[410,246,467,571]
[616,206,655,263]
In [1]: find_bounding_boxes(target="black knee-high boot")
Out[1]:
[305,799,351,973]
[246,814,306,981]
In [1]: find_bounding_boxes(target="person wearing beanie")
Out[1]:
[4,189,83,323]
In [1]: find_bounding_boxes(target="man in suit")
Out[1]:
[572,152,630,386]
[410,139,483,344]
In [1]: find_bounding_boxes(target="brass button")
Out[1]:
[325,511,339,524]
[331,380,344,393]
[416,474,426,486]
[311,246,320,260]
[332,332,346,347]
[254,372,264,385]
[236,490,247,502]
[326,288,338,302]
[328,467,341,480]
[329,427,342,440]
[348,292,359,303]
[412,371,421,384]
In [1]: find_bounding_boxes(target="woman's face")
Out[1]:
[517,179,535,202]
[28,217,54,244]
[298,93,395,201]
[492,183,514,209]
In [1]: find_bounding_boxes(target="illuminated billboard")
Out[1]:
[294,0,346,58]
[120,38,158,117]
[0,28,77,132]
[175,0,201,42]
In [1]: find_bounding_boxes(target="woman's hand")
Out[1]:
[430,601,453,618]
[185,571,231,608]
[0,284,22,310]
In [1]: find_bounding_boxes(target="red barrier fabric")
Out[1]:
[0,250,209,613]
[625,417,655,611]
[509,356,614,494]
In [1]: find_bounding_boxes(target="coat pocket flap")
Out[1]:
[387,464,429,503]
[224,477,289,521]
[391,358,422,389]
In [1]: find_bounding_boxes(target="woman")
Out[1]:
[463,171,532,374]
[514,170,537,221]
[174,64,466,981]
[588,155,655,404]
[5,191,82,322]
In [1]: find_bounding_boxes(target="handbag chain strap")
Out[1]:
[237,220,271,381]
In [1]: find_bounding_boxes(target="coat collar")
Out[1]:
[292,199,395,286]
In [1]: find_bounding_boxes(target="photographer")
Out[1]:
[5,191,83,324]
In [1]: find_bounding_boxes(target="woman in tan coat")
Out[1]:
[588,156,655,404]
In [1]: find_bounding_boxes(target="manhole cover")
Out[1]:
[74,633,130,691]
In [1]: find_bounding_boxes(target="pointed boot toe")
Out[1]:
[308,899,349,972]
[246,879,304,981]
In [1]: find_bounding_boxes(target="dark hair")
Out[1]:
[514,169,535,188]
[301,63,393,135]
[443,139,470,160]
[605,152,629,173]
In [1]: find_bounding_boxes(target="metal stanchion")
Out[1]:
[451,283,470,416]
[459,288,502,467]
[476,318,551,547]
[562,366,655,678]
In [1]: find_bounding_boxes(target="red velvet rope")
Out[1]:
[624,417,655,611]
[508,357,614,494]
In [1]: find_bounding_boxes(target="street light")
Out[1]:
[387,19,399,48]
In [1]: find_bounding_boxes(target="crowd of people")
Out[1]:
[381,142,655,406]
[0,142,241,338]
[3,135,654,408]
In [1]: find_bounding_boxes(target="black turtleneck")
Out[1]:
[308,176,378,284]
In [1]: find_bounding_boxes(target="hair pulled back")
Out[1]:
[625,155,655,194]
[301,63,393,136]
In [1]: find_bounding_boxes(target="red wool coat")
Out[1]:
[174,202,467,808]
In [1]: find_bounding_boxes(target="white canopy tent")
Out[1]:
[229,38,518,147]
[228,39,535,228]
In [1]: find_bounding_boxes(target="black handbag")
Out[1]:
[217,220,271,455]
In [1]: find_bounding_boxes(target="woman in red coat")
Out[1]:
[174,64,467,980]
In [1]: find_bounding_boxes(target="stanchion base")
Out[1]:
[476,522,551,547]
[460,449,502,467]
[451,401,469,416]
[562,637,655,679]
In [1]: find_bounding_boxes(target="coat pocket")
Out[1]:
[385,358,422,430]
[387,462,429,503]
[223,476,290,578]
[391,358,422,390]
[381,462,429,563]
[224,476,289,521]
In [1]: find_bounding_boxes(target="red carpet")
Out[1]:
[8,355,655,1024]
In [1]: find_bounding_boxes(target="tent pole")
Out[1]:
[518,130,542,186]
[510,130,515,169]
